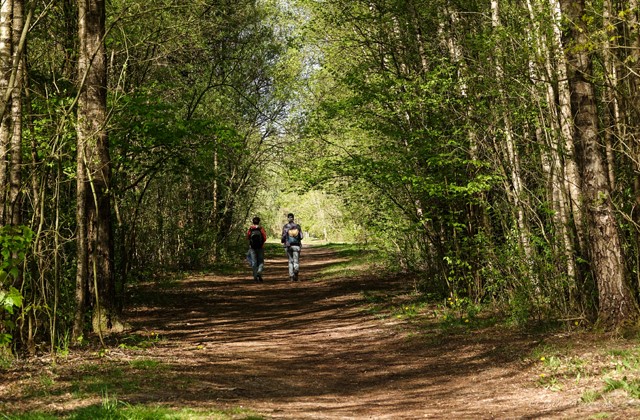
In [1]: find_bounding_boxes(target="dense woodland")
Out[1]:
[1,0,640,356]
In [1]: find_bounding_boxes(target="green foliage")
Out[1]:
[262,189,363,243]
[440,296,480,324]
[105,0,303,274]
[287,0,637,330]
[0,226,33,285]
[11,0,640,359]
[0,226,33,348]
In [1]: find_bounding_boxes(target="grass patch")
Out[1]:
[70,367,138,397]
[4,397,265,419]
[580,389,602,403]
[314,243,383,280]
[128,358,165,370]
[118,332,163,350]
[360,287,499,331]
[62,360,170,399]
[21,372,60,399]
[531,341,640,404]
[316,242,367,258]
[530,342,589,391]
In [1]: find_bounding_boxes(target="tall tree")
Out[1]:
[0,0,12,225]
[74,0,118,339]
[0,0,25,226]
[8,0,25,227]
[559,0,638,327]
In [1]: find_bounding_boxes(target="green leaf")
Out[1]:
[0,332,12,346]
[0,286,23,313]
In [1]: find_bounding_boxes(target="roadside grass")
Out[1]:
[313,242,385,281]
[3,398,264,419]
[6,356,262,419]
[361,286,497,331]
[521,334,640,416]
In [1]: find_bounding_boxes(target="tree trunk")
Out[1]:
[602,0,619,192]
[559,0,638,327]
[0,0,12,225]
[491,0,533,268]
[75,0,122,340]
[547,0,587,258]
[525,0,578,306]
[8,0,23,227]
[439,3,485,300]
[626,0,640,299]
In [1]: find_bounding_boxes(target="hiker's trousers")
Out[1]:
[286,245,301,277]
[249,248,264,279]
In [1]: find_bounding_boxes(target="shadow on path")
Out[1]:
[117,246,594,419]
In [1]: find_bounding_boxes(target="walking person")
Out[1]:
[247,216,267,282]
[281,213,302,281]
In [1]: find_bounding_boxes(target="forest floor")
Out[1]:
[3,244,640,419]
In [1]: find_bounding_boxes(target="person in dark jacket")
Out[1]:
[247,216,267,282]
[281,213,303,281]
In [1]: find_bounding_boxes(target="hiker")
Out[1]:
[281,213,303,281]
[247,216,267,282]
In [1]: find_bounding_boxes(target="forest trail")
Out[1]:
[3,245,638,419]
[119,245,628,419]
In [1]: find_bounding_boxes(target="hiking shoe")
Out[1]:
[290,276,297,282]
[293,272,299,281]
[258,275,263,282]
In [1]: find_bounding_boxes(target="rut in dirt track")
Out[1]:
[124,245,591,419]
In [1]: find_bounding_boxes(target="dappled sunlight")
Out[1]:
[106,247,618,418]
[4,246,639,419]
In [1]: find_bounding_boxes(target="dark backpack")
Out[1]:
[249,227,264,250]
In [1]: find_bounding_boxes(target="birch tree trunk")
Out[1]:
[0,0,12,225]
[628,0,640,200]
[548,0,587,257]
[559,0,638,327]
[491,0,533,267]
[602,0,619,191]
[8,0,23,227]
[525,0,577,300]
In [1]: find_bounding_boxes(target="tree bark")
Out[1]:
[559,0,638,327]
[625,0,640,296]
[0,0,12,225]
[525,0,577,302]
[8,0,23,227]
[491,0,533,268]
[75,0,121,340]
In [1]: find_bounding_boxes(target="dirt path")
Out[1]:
[120,245,635,419]
[3,245,640,418]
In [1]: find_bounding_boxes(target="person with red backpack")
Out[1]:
[246,216,267,282]
[281,213,303,281]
